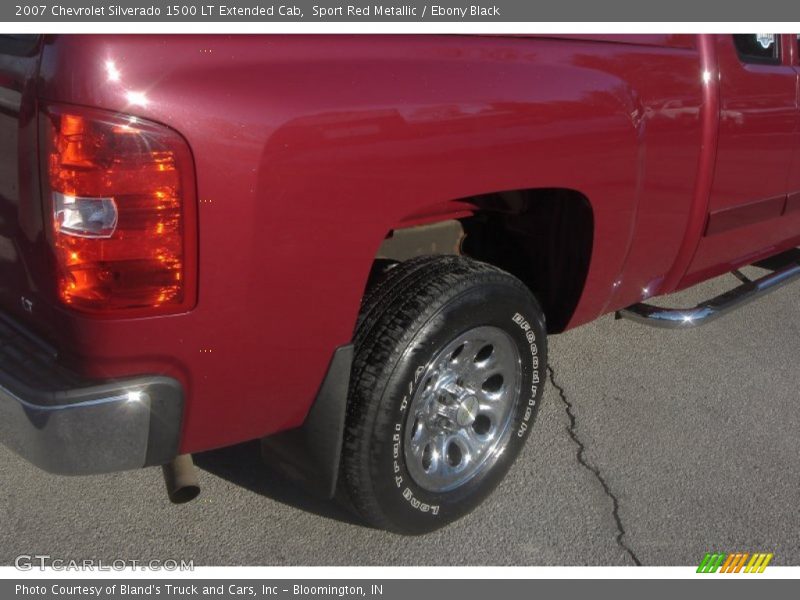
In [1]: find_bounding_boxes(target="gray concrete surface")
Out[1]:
[0,264,798,566]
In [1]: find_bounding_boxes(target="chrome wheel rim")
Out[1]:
[404,325,522,492]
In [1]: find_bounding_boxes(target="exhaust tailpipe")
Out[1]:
[162,454,200,504]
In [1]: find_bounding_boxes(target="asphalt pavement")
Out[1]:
[1,262,798,566]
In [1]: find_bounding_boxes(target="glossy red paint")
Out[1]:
[682,33,800,285]
[1,34,799,454]
[705,195,787,236]
[657,34,719,294]
[786,192,800,214]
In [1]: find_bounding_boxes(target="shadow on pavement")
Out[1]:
[193,440,363,527]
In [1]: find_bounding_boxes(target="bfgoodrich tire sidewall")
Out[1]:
[367,282,547,534]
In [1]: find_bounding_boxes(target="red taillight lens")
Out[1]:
[40,104,196,315]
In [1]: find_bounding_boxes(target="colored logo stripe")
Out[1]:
[745,553,773,573]
[733,553,749,573]
[697,552,773,573]
[719,553,737,573]
[697,553,726,573]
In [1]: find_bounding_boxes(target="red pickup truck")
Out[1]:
[1,34,799,535]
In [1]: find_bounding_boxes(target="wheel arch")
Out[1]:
[368,188,594,333]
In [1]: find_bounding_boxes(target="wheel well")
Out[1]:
[372,189,593,333]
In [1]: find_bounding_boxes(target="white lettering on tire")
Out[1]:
[513,312,540,437]
[391,366,440,516]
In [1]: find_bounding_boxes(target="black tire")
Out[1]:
[342,255,548,534]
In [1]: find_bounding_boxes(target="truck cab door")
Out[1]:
[683,34,798,284]
[786,34,800,222]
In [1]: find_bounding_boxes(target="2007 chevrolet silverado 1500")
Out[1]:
[1,34,799,534]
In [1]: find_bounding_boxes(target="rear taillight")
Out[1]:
[40,104,196,315]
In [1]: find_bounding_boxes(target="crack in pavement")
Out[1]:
[547,365,642,566]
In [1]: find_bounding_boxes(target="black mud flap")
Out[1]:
[260,344,353,498]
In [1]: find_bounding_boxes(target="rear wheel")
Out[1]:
[342,256,547,534]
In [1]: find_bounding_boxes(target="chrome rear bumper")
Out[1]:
[0,314,182,474]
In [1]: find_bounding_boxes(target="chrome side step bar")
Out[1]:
[617,261,800,329]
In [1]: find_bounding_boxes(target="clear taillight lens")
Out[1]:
[53,192,118,238]
[40,104,196,315]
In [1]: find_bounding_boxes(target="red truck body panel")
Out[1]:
[682,34,800,286]
[1,34,799,455]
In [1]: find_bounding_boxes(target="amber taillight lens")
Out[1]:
[40,104,196,315]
